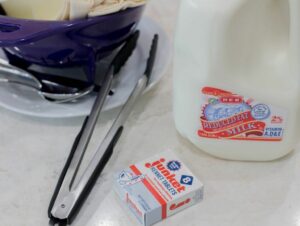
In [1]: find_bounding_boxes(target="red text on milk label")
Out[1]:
[198,87,287,141]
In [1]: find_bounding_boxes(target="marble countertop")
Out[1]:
[1,1,300,226]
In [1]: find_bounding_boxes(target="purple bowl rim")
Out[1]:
[0,6,145,46]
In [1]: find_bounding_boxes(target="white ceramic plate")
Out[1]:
[0,17,171,118]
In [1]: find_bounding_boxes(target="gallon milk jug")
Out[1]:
[174,0,300,161]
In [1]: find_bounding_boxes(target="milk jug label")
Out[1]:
[197,87,287,141]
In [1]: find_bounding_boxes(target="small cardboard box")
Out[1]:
[114,150,204,226]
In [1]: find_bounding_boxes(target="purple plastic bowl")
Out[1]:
[0,6,145,80]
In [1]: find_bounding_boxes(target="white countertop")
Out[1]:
[1,1,300,226]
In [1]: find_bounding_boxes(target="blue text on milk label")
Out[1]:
[114,151,204,226]
[197,87,287,141]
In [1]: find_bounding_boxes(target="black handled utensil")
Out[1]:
[48,33,159,225]
[48,31,140,225]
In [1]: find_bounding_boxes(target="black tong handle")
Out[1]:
[145,34,159,80]
[67,127,123,224]
[48,116,89,223]
[48,121,123,225]
[112,31,140,75]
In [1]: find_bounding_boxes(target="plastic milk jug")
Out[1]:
[174,0,300,161]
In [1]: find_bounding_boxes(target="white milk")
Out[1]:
[174,0,300,161]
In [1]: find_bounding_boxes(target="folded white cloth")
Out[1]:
[1,0,146,21]
[88,0,146,18]
[69,0,146,20]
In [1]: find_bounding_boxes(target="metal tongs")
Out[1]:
[48,33,159,225]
